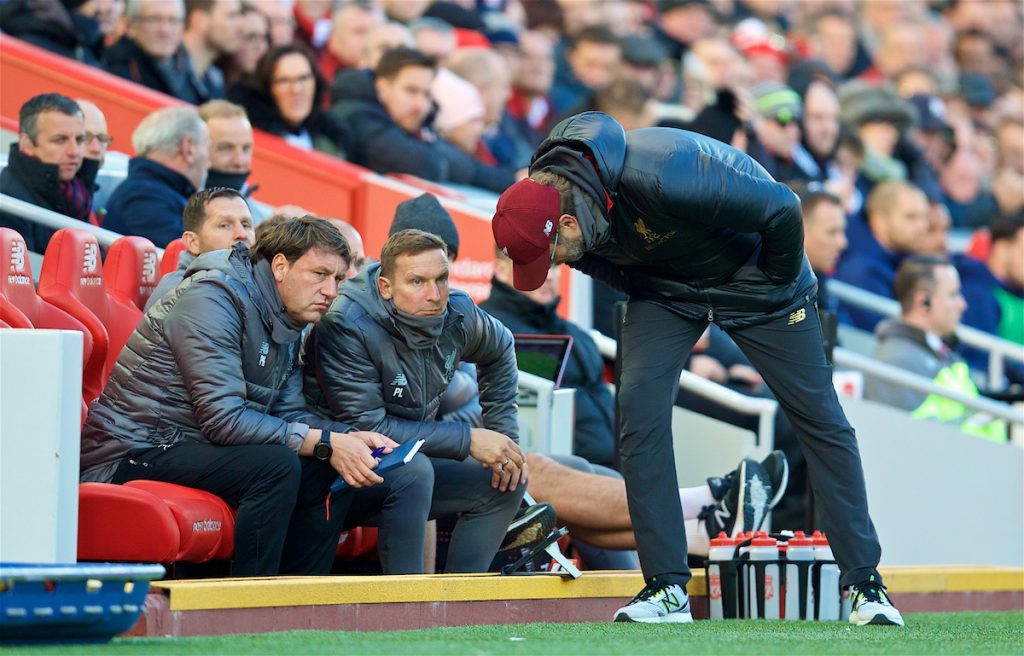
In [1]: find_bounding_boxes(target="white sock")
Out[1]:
[686,519,710,556]
[678,485,715,520]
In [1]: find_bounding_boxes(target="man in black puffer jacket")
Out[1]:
[81,211,409,577]
[303,229,527,573]
[492,111,903,627]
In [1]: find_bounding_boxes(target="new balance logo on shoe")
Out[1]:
[660,592,683,614]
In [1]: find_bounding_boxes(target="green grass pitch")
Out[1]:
[5,611,1023,655]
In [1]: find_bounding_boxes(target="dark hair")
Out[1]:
[250,215,350,267]
[183,187,246,233]
[893,255,949,312]
[522,0,564,33]
[837,123,864,157]
[594,77,651,117]
[254,44,327,117]
[799,187,843,219]
[253,212,292,244]
[990,212,1024,244]
[185,0,215,23]
[19,93,82,142]
[375,47,436,81]
[569,25,619,51]
[380,229,447,278]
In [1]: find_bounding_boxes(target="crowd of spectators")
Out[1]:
[2,1,1022,481]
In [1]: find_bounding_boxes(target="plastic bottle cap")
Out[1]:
[753,531,768,538]
[788,536,814,547]
[751,536,777,547]
[710,534,741,546]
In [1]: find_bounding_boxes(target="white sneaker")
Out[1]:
[613,579,693,624]
[849,579,905,626]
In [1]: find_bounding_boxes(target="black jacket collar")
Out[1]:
[4,142,100,200]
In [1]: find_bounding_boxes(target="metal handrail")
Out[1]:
[0,193,151,253]
[829,278,1024,384]
[589,330,779,445]
[833,347,1023,425]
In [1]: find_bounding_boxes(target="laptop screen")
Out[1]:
[513,334,573,389]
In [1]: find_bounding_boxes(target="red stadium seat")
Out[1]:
[0,318,9,328]
[123,481,236,562]
[160,239,188,278]
[37,229,143,390]
[0,227,103,402]
[336,526,379,559]
[104,236,159,311]
[78,482,236,564]
[78,483,181,563]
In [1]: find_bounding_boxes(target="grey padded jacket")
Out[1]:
[80,245,352,482]
[302,262,519,460]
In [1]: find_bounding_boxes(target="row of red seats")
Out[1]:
[0,227,376,568]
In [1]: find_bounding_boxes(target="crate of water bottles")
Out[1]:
[705,530,853,621]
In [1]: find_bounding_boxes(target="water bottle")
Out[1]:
[841,586,853,619]
[784,532,815,621]
[747,533,780,619]
[708,532,740,620]
[813,531,841,621]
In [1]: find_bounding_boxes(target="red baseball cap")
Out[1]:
[492,179,562,291]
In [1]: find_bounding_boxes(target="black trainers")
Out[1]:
[613,577,693,623]
[759,450,789,510]
[850,577,905,626]
[499,503,556,552]
[700,458,773,538]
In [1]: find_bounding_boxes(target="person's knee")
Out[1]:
[388,453,434,501]
[526,452,558,478]
[253,445,302,492]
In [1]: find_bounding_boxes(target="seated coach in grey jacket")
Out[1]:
[80,211,406,577]
[303,229,527,573]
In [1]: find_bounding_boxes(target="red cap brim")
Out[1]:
[511,249,551,292]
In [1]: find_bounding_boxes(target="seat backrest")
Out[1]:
[160,239,187,277]
[38,228,142,388]
[0,228,102,401]
[105,235,159,311]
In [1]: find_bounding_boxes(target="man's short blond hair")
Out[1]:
[198,100,248,123]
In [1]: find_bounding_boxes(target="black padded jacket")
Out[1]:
[535,112,818,329]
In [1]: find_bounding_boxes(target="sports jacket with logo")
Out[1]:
[534,112,818,328]
[302,262,519,460]
[80,245,352,482]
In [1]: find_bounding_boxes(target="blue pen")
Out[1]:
[370,446,386,458]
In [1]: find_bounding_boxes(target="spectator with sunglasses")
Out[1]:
[748,81,806,184]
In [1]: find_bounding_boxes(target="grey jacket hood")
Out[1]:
[342,261,464,347]
[186,245,303,345]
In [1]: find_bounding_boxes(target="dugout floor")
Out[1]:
[125,566,1024,637]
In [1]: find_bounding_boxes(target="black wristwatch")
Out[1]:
[312,433,333,461]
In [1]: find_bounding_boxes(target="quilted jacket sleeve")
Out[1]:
[457,298,520,442]
[162,281,301,449]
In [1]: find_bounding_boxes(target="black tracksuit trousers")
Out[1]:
[618,299,882,589]
[112,442,356,577]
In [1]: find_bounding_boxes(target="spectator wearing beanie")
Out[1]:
[749,82,806,184]
[431,69,488,159]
